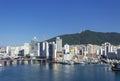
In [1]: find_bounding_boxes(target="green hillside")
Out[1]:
[47,30,120,45]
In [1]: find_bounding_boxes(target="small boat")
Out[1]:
[68,60,74,65]
[111,63,120,71]
[60,60,68,65]
[60,60,74,65]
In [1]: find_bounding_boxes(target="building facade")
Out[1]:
[30,37,39,56]
[56,37,62,52]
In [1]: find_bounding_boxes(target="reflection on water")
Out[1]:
[0,67,3,72]
[0,63,119,81]
[114,71,120,81]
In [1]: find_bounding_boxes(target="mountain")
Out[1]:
[47,30,120,45]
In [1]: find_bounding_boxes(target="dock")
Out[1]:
[0,58,48,66]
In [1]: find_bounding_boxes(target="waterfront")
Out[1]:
[0,63,120,81]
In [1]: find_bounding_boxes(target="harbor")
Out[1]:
[0,0,120,81]
[0,62,118,81]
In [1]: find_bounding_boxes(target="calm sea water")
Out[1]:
[0,63,120,81]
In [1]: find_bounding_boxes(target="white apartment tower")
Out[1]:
[30,37,39,56]
[6,43,31,57]
[64,44,70,54]
[45,42,49,59]
[104,42,111,56]
[56,37,62,52]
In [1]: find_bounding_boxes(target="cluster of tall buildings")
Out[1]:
[1,37,120,61]
[64,42,120,60]
[4,37,63,61]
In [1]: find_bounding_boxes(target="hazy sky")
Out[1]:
[0,0,120,46]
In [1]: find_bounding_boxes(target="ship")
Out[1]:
[111,63,120,71]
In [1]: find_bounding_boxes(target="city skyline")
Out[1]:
[0,0,120,46]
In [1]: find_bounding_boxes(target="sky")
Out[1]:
[0,0,120,46]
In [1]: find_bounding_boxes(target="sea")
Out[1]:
[0,63,120,81]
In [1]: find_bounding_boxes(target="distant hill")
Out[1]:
[47,30,120,45]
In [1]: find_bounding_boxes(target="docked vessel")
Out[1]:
[111,63,120,71]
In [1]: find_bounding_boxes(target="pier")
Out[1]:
[0,58,48,66]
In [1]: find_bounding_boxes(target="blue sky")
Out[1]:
[0,0,120,46]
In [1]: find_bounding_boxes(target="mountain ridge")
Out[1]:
[47,30,120,45]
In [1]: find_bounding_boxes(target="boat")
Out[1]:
[60,60,68,65]
[60,60,74,65]
[67,60,74,65]
[111,63,120,71]
[79,61,85,64]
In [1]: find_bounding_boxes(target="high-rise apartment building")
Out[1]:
[49,42,57,61]
[104,42,111,56]
[30,37,39,56]
[64,44,70,54]
[56,37,62,52]
[6,43,31,57]
[40,41,49,58]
